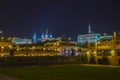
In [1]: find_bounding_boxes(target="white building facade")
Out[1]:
[77,24,101,45]
[78,33,100,44]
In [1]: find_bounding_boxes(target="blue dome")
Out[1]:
[45,34,48,38]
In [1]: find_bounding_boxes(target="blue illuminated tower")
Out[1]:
[50,32,53,38]
[33,33,37,42]
[41,32,45,38]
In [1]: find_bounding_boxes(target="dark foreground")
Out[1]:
[0,64,120,80]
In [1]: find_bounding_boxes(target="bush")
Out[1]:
[0,56,82,67]
[102,57,109,65]
[80,55,88,63]
[89,56,96,64]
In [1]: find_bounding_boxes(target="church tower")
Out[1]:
[45,28,48,34]
[45,28,48,38]
[88,23,92,33]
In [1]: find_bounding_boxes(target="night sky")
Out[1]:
[0,0,120,41]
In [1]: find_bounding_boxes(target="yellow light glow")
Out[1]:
[86,51,89,55]
[8,45,12,48]
[94,51,96,54]
[1,46,4,49]
[17,48,19,51]
[111,50,115,54]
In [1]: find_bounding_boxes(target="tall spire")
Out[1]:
[45,28,48,34]
[88,23,92,33]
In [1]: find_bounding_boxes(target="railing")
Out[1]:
[97,46,113,50]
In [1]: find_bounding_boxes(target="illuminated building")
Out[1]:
[33,28,60,42]
[85,32,120,65]
[40,28,53,42]
[0,37,13,56]
[100,34,113,40]
[12,38,32,44]
[78,24,100,45]
[44,40,80,56]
